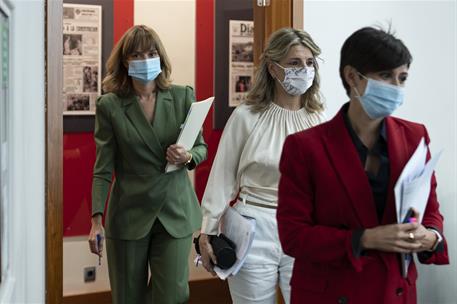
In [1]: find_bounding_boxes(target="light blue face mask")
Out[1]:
[354,73,405,119]
[128,57,161,84]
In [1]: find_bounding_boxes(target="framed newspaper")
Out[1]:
[62,4,102,115]
[228,20,254,107]
[213,0,252,129]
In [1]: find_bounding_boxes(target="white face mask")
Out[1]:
[275,63,315,96]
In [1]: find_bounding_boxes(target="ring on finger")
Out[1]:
[408,232,415,241]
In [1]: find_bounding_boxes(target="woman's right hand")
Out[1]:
[361,222,424,253]
[88,214,105,257]
[198,234,217,276]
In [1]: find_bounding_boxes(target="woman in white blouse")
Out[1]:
[198,28,326,304]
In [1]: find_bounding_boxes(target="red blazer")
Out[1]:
[277,106,449,304]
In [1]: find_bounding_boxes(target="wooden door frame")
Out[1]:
[253,0,304,65]
[253,0,292,65]
[45,0,63,303]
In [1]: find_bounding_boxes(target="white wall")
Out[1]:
[63,237,110,296]
[0,0,46,303]
[135,0,196,87]
[303,1,456,303]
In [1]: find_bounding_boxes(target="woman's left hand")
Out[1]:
[403,210,438,252]
[166,144,191,165]
[408,224,438,252]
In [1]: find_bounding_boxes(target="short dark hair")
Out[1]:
[339,27,412,95]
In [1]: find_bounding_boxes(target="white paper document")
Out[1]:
[394,137,443,223]
[214,207,256,280]
[165,97,214,173]
[393,137,443,277]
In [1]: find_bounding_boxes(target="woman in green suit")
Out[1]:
[88,25,207,304]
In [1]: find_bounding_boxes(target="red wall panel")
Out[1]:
[195,0,221,201]
[63,133,96,236]
[113,0,135,44]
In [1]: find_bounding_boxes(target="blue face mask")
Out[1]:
[354,73,405,119]
[128,57,161,84]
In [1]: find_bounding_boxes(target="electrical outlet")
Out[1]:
[84,266,96,282]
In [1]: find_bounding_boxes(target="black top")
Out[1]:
[342,104,389,257]
[342,104,390,222]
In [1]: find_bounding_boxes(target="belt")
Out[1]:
[238,198,277,209]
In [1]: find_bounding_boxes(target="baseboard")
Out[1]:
[188,278,231,304]
[63,291,111,304]
[62,278,231,304]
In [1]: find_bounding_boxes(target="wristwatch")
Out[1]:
[184,153,193,166]
[427,228,443,251]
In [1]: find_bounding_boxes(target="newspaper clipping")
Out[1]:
[228,20,254,107]
[63,4,102,115]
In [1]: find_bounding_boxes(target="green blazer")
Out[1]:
[91,85,207,240]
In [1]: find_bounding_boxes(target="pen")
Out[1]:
[195,255,202,267]
[96,234,102,266]
[402,208,415,223]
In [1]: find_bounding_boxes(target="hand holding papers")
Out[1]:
[394,137,443,277]
[213,207,256,280]
[394,137,443,223]
[165,97,214,173]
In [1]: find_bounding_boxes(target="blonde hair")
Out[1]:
[102,25,172,96]
[246,28,324,113]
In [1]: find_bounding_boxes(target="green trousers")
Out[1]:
[106,219,192,304]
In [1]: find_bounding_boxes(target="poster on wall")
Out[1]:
[62,4,102,115]
[228,20,254,107]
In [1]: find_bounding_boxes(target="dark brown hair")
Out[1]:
[102,25,172,96]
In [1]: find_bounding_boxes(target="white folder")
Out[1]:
[214,207,256,280]
[165,97,214,173]
[394,137,443,277]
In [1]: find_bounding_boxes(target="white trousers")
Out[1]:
[227,202,293,304]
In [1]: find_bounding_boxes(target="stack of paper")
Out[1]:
[214,207,256,280]
[393,137,443,277]
[394,137,443,223]
[165,97,214,173]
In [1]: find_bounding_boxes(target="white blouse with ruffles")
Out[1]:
[201,102,325,235]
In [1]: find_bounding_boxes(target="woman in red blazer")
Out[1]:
[277,27,449,304]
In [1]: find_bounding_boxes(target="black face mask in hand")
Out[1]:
[194,234,237,269]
